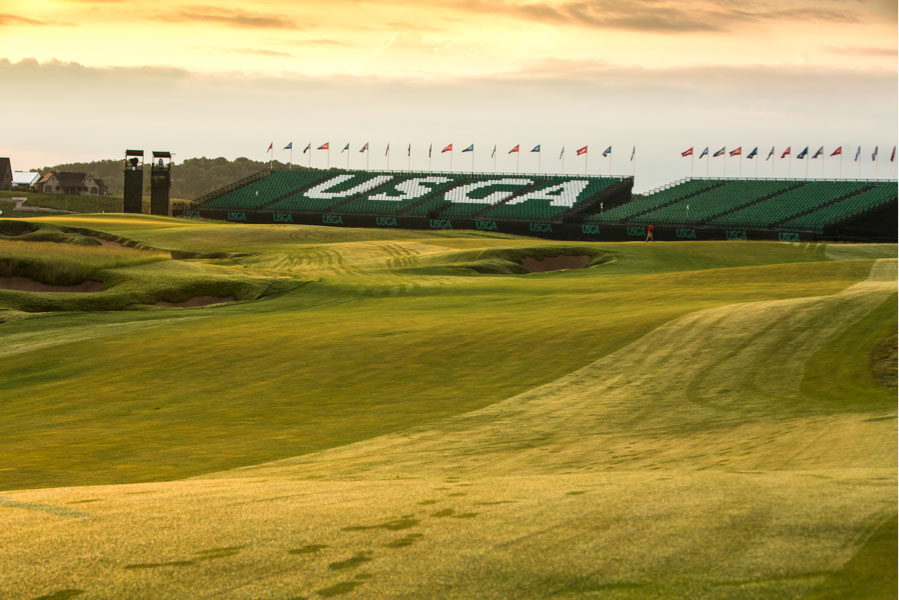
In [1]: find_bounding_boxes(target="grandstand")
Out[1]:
[182,170,896,242]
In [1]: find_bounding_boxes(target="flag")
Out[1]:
[318,142,329,150]
[871,146,878,161]
[630,146,635,161]
[830,146,842,157]
[681,147,694,157]
[729,147,741,157]
[385,144,390,156]
[267,142,273,152]
[509,144,520,154]
[491,145,496,158]
[531,145,541,153]
[303,143,311,153]
[766,147,774,160]
[559,146,565,159]
[341,143,349,153]
[781,146,791,158]
[854,146,861,161]
[602,146,612,157]
[891,146,896,162]
[429,144,432,158]
[284,142,292,150]
[360,143,369,153]
[713,147,726,157]
[441,144,452,153]
[812,146,823,159]
[747,147,758,159]
[462,144,474,152]
[576,146,588,156]
[699,147,709,159]
[797,146,808,159]
[407,143,411,157]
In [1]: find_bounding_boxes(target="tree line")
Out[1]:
[34,157,306,200]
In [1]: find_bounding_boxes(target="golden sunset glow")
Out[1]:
[2,0,896,77]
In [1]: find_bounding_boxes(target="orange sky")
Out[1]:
[2,0,896,78]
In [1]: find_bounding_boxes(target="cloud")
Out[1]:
[449,0,866,33]
[825,45,898,57]
[199,47,294,58]
[287,39,355,48]
[162,6,297,29]
[0,13,54,26]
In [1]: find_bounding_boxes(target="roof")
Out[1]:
[37,172,53,185]
[12,172,40,186]
[0,158,10,177]
[55,172,89,187]
[152,151,172,158]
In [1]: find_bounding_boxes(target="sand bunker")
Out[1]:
[154,296,236,307]
[89,236,128,249]
[0,276,103,293]
[521,255,591,273]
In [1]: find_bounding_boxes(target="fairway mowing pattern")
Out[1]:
[0,257,895,598]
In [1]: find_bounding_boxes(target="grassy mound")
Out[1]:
[0,215,894,599]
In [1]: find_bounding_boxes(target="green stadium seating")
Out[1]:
[708,181,872,228]
[631,179,797,225]
[206,170,334,210]
[482,177,623,220]
[337,174,465,215]
[586,179,723,223]
[780,182,898,230]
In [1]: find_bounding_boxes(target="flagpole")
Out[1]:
[493,148,496,173]
[516,152,520,173]
[706,154,709,177]
[632,147,636,177]
[584,151,588,176]
[608,154,612,177]
[408,146,411,172]
[289,147,293,170]
[367,147,370,171]
[472,148,475,173]
[450,149,453,172]
[691,154,694,178]
[805,156,808,180]
[754,154,758,177]
[538,151,541,173]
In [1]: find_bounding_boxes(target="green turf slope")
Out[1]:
[0,216,895,599]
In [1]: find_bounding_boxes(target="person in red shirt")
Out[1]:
[645,224,654,242]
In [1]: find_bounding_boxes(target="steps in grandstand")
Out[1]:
[704,182,806,224]
[561,178,633,223]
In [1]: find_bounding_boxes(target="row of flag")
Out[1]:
[269,142,635,159]
[682,145,896,162]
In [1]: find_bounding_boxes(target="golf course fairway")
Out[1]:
[0,215,895,599]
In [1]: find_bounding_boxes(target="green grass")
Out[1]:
[0,215,894,599]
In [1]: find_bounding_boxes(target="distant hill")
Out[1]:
[34,157,308,200]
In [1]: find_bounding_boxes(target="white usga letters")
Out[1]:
[303,174,593,207]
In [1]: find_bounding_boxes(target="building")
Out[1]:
[39,172,103,195]
[12,172,40,190]
[0,158,11,191]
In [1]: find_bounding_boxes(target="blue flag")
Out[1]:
[812,146,823,159]
[854,146,861,161]
[747,146,758,159]
[699,146,709,159]
[797,146,809,159]
[341,143,350,153]
[602,146,612,157]
[531,145,541,153]
[303,143,311,153]
[283,142,293,150]
[713,147,726,157]
[872,146,878,161]
[462,144,474,152]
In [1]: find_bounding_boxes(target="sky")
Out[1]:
[1,0,896,191]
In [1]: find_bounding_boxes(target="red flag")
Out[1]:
[729,147,741,157]
[780,146,791,158]
[508,144,520,154]
[385,144,390,156]
[267,142,273,152]
[441,144,452,153]
[830,146,842,157]
[681,147,693,157]
[576,146,588,156]
[891,146,896,162]
[318,142,329,150]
